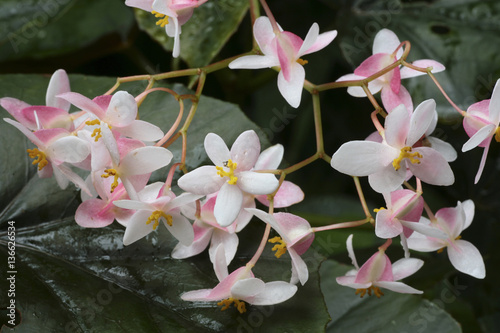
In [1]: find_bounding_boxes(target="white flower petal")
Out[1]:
[254,144,284,170]
[123,210,155,246]
[178,166,225,194]
[277,64,305,108]
[249,281,298,306]
[462,124,495,152]
[214,183,243,227]
[391,258,424,281]
[209,229,239,267]
[120,146,173,176]
[427,137,457,162]
[48,136,90,163]
[46,69,71,111]
[118,120,164,141]
[346,234,359,270]
[238,171,279,195]
[228,55,278,69]
[407,99,436,147]
[447,239,485,279]
[372,29,402,58]
[205,133,230,166]
[462,200,475,231]
[231,278,265,300]
[489,78,500,124]
[297,22,319,56]
[331,141,397,176]
[165,212,194,246]
[231,130,260,171]
[375,281,422,294]
[212,243,229,282]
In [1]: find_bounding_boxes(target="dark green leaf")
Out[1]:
[134,0,249,67]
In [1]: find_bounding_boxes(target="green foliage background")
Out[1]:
[0,0,499,332]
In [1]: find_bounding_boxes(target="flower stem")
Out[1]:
[353,176,373,223]
[312,218,371,233]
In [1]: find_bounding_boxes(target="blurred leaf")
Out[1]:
[321,260,462,333]
[0,0,134,62]
[134,0,249,67]
[0,73,329,332]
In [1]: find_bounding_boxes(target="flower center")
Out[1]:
[216,159,238,185]
[101,168,119,193]
[437,235,461,253]
[152,11,169,27]
[355,286,384,298]
[85,119,105,142]
[217,297,246,314]
[268,236,287,258]
[392,146,422,171]
[146,210,172,230]
[27,148,48,171]
[297,58,308,65]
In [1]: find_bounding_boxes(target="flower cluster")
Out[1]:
[2,0,491,319]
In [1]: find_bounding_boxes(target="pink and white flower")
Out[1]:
[125,0,208,57]
[229,16,337,108]
[337,235,423,297]
[247,208,314,286]
[177,130,279,227]
[181,263,297,313]
[331,100,454,193]
[337,28,445,113]
[407,200,485,279]
[462,78,500,183]
[113,182,202,245]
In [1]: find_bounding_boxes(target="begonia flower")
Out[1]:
[331,100,454,193]
[4,118,90,193]
[462,78,500,183]
[177,130,279,227]
[171,192,254,266]
[337,28,445,112]
[181,263,297,313]
[337,235,423,297]
[58,91,163,142]
[229,16,337,108]
[125,0,208,57]
[407,200,485,279]
[113,182,202,245]
[247,208,314,286]
[1,69,73,130]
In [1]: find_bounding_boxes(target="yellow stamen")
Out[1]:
[216,159,238,185]
[152,10,169,27]
[27,148,48,171]
[146,210,172,230]
[392,146,422,171]
[101,168,119,193]
[297,58,308,65]
[373,207,386,213]
[268,236,287,258]
[217,298,246,314]
[355,286,384,298]
[85,119,107,142]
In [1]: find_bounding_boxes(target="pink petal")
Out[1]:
[354,53,394,77]
[302,30,337,56]
[375,209,403,239]
[273,212,313,249]
[381,84,413,113]
[447,239,485,279]
[256,180,304,208]
[389,66,401,94]
[58,92,106,119]
[1,97,31,122]
[355,251,393,284]
[20,106,72,131]
[75,198,115,228]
